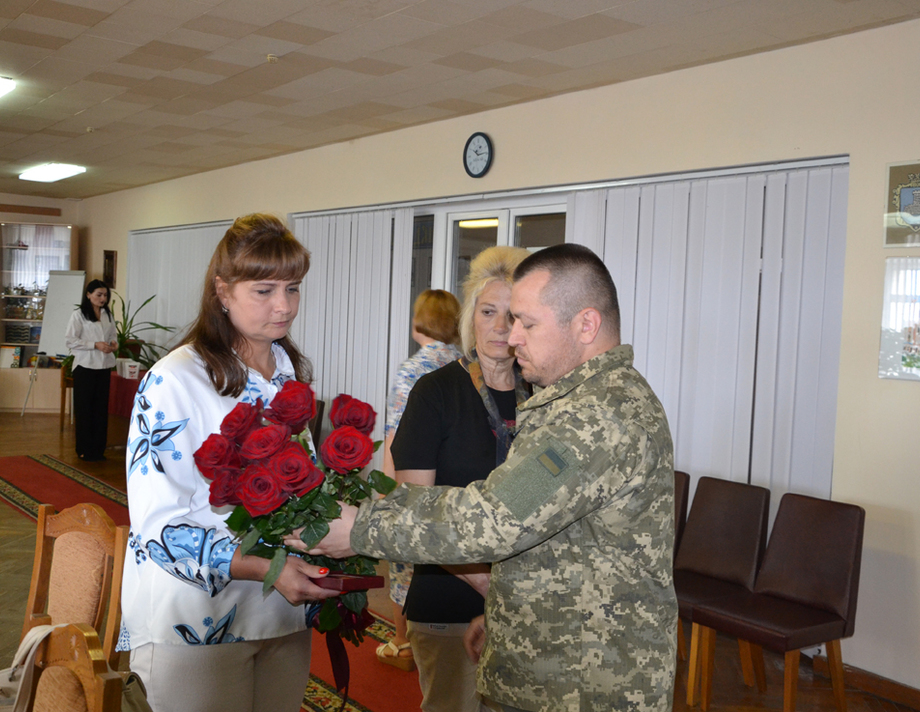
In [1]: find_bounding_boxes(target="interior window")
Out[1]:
[514,212,566,250]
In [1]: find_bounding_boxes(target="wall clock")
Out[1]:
[464,132,493,178]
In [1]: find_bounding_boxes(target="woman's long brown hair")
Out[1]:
[181,214,312,396]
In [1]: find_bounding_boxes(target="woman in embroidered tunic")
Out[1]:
[64,279,117,462]
[378,289,462,670]
[120,214,339,712]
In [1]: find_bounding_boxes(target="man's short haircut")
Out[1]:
[513,244,620,340]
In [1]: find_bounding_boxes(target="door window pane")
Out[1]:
[452,218,498,297]
[515,213,565,250]
[408,215,434,355]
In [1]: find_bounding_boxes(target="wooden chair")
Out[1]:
[675,477,771,705]
[24,623,122,712]
[692,493,865,712]
[23,503,129,670]
[673,470,690,659]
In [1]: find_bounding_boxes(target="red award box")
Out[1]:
[311,573,385,592]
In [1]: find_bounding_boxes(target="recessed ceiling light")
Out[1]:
[0,77,15,99]
[19,163,86,182]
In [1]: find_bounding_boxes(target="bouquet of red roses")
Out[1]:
[193,382,396,647]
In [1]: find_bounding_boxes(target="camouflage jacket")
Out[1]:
[351,345,677,712]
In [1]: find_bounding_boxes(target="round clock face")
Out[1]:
[464,132,493,178]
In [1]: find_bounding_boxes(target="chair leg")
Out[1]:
[738,639,755,687]
[700,625,717,712]
[751,643,766,692]
[826,640,848,712]
[678,619,687,661]
[784,649,800,712]
[686,622,702,706]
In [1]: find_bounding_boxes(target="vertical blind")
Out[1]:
[128,221,231,349]
[588,164,849,501]
[292,209,414,446]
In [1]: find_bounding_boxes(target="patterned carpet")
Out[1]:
[303,613,420,712]
[0,454,127,522]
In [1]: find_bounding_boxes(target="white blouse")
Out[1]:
[64,309,117,370]
[118,343,314,651]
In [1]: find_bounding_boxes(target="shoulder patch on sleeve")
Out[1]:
[491,438,575,521]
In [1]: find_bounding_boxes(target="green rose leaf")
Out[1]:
[262,547,288,594]
[368,469,397,495]
[298,519,330,550]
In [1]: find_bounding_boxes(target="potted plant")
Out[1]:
[111,292,175,370]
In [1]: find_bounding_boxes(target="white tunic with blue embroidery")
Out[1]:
[119,343,310,651]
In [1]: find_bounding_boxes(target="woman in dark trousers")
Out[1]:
[65,279,117,461]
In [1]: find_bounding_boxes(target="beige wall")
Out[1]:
[73,19,920,688]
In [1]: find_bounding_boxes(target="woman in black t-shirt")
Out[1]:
[391,246,531,712]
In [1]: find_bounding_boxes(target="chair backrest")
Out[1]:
[28,623,122,712]
[674,470,690,553]
[754,493,865,637]
[23,504,129,669]
[674,476,770,589]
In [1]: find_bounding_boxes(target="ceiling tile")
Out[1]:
[305,13,446,63]
[398,0,490,24]
[338,58,405,76]
[181,13,258,38]
[26,0,110,26]
[54,34,142,64]
[9,14,92,41]
[435,52,504,71]
[0,0,38,21]
[513,13,642,51]
[0,27,71,50]
[207,0,314,27]
[402,19,513,55]
[479,5,563,30]
[254,20,334,45]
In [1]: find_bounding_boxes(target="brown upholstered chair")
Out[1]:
[24,623,122,712]
[673,470,691,659]
[23,503,129,670]
[674,476,771,704]
[692,493,865,712]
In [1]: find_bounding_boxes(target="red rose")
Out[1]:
[237,462,290,516]
[240,423,291,462]
[320,425,374,474]
[270,442,325,496]
[329,394,376,435]
[220,400,264,444]
[264,381,316,436]
[209,468,243,508]
[194,433,241,479]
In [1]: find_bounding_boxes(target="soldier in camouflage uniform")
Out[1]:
[292,244,677,712]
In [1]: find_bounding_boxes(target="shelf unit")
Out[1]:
[1,294,45,366]
[1,224,78,411]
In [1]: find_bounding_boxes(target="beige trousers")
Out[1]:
[129,629,312,712]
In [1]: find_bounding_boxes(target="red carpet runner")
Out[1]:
[0,454,128,524]
[0,455,423,711]
[304,613,423,712]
